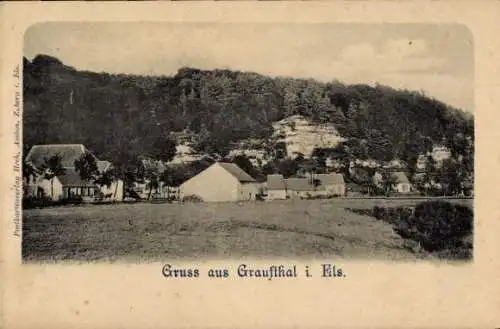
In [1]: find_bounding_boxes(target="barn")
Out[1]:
[179,162,259,202]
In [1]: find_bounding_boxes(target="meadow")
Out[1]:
[22,198,473,263]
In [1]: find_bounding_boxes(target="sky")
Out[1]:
[24,22,474,113]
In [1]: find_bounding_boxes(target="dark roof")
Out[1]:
[267,174,286,190]
[25,144,92,169]
[285,178,317,191]
[57,169,96,187]
[392,171,410,184]
[316,173,344,185]
[217,162,256,183]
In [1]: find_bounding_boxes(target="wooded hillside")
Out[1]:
[23,54,474,169]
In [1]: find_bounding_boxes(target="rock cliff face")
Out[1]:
[169,144,203,165]
[272,115,345,158]
[167,115,346,166]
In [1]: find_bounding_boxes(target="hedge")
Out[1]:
[371,200,473,257]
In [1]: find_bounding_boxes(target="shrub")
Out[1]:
[401,201,473,251]
[372,205,382,219]
[182,194,204,203]
[369,201,473,257]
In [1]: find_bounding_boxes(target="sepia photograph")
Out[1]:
[4,2,500,329]
[21,22,474,263]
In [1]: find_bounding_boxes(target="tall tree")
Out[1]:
[150,135,177,163]
[435,158,465,196]
[277,158,298,178]
[95,166,123,200]
[22,160,40,197]
[74,152,99,182]
[95,168,114,199]
[381,170,398,196]
[231,155,259,179]
[22,160,39,185]
[40,155,66,199]
[145,168,161,200]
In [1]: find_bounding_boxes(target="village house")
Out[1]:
[24,144,123,202]
[373,171,413,194]
[432,145,452,165]
[315,173,346,196]
[416,145,452,170]
[372,171,384,187]
[412,172,443,193]
[179,162,260,202]
[266,174,287,200]
[265,173,345,200]
[416,154,428,171]
[391,171,412,194]
[285,178,317,199]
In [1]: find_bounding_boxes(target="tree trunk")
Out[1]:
[147,184,153,200]
[51,178,54,200]
[113,181,119,201]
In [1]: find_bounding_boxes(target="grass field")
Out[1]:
[22,198,473,262]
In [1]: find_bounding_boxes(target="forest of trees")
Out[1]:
[23,54,474,191]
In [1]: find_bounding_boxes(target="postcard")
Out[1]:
[1,1,499,328]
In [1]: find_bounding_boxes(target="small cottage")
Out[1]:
[179,162,259,202]
[316,173,345,196]
[392,171,412,194]
[285,178,317,199]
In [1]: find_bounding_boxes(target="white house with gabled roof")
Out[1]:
[24,144,123,201]
[179,162,260,202]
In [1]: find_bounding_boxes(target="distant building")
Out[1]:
[416,155,428,171]
[391,171,412,194]
[315,173,346,196]
[285,178,316,199]
[179,162,260,202]
[372,171,412,194]
[372,171,384,188]
[24,144,123,201]
[415,145,452,170]
[264,172,345,200]
[266,174,287,200]
[431,145,452,165]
